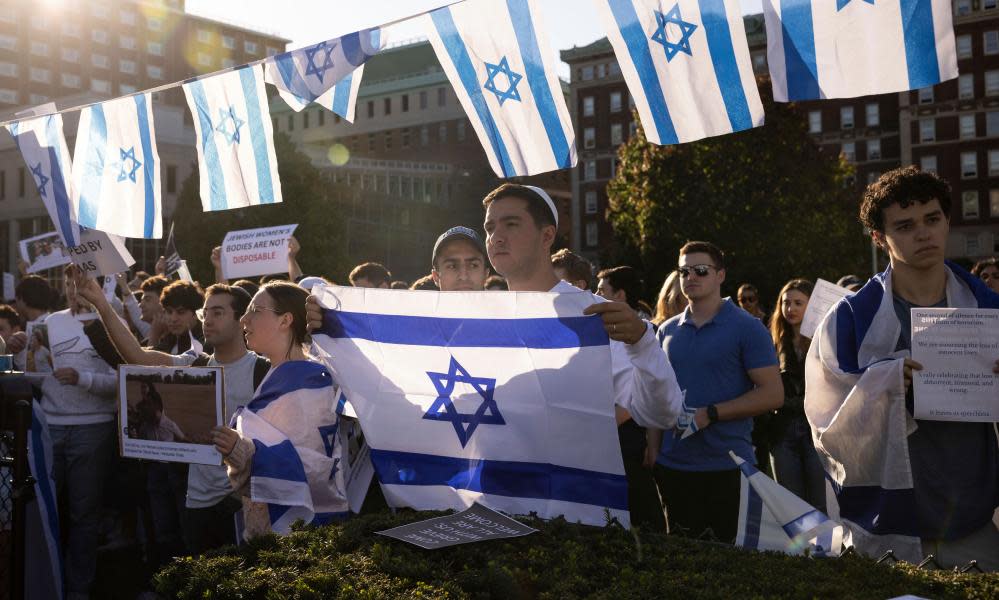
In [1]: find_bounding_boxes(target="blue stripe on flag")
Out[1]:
[252,439,309,482]
[780,0,819,100]
[431,8,517,176]
[697,0,752,132]
[506,0,572,168]
[371,448,629,511]
[237,67,277,204]
[249,361,332,413]
[320,310,610,348]
[331,72,353,117]
[606,0,678,144]
[30,412,63,587]
[736,458,758,478]
[188,80,227,211]
[781,509,827,538]
[78,105,108,228]
[900,0,940,89]
[274,53,305,93]
[42,118,77,246]
[133,94,157,238]
[744,481,763,549]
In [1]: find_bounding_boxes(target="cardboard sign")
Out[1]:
[2,272,14,301]
[800,278,852,339]
[163,222,183,275]
[376,503,537,550]
[19,232,71,274]
[220,224,298,280]
[63,229,136,278]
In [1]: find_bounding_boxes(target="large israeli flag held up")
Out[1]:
[312,285,629,527]
[183,65,283,211]
[764,0,958,101]
[593,0,764,145]
[731,452,843,557]
[5,114,79,247]
[72,94,162,239]
[423,0,577,177]
[263,27,382,121]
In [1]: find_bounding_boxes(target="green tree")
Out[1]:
[173,132,350,285]
[606,79,869,308]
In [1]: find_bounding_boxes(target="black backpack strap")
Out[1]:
[252,357,271,391]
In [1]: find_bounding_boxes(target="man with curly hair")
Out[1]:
[805,166,999,569]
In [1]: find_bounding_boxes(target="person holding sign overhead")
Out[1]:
[805,166,999,570]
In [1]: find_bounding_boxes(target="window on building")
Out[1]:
[30,42,49,56]
[841,141,856,162]
[988,111,999,136]
[610,92,622,113]
[0,63,16,77]
[581,66,594,81]
[420,126,429,146]
[808,110,821,133]
[584,127,596,149]
[966,235,981,255]
[419,90,428,110]
[962,151,978,178]
[147,17,162,31]
[92,54,109,68]
[457,120,466,141]
[0,170,5,200]
[266,47,280,57]
[120,60,137,74]
[245,41,258,54]
[990,150,999,175]
[60,48,79,63]
[197,53,212,67]
[61,73,81,88]
[28,68,49,83]
[317,110,324,127]
[867,170,881,184]
[583,96,595,117]
[120,10,136,25]
[840,106,854,129]
[438,87,447,106]
[985,31,999,55]
[957,34,972,58]
[585,190,598,214]
[197,29,212,44]
[385,131,392,150]
[28,93,48,105]
[147,41,164,56]
[222,58,235,68]
[611,123,623,146]
[401,94,409,112]
[956,0,972,14]
[30,15,46,29]
[220,36,235,50]
[987,71,999,97]
[302,111,309,129]
[597,63,606,78]
[401,128,410,148]
[0,35,16,51]
[962,191,980,219]
[610,62,621,76]
[366,101,374,119]
[0,88,17,104]
[17,167,24,197]
[990,189,999,217]
[91,4,109,18]
[90,78,111,94]
[920,118,935,142]
[586,222,598,247]
[917,86,934,104]
[867,138,881,160]
[920,154,937,173]
[92,29,109,45]
[584,160,596,181]
[960,74,975,99]
[986,0,998,9]
[287,114,294,131]
[865,103,879,127]
[62,22,80,37]
[119,35,136,50]
[147,65,163,79]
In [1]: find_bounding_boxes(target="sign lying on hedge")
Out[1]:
[376,503,537,550]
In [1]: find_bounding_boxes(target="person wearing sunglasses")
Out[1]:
[736,283,766,323]
[654,241,783,543]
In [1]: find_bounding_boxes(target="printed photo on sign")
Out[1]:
[219,224,298,280]
[25,322,52,373]
[119,365,224,466]
[18,232,70,274]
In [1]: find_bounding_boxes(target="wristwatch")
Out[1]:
[706,404,719,425]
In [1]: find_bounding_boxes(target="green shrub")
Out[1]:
[155,510,998,599]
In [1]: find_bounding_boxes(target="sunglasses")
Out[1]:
[739,296,757,303]
[677,264,716,278]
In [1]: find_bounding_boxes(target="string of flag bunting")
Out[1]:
[1,0,958,249]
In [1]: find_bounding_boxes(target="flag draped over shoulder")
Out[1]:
[731,452,842,557]
[4,115,79,247]
[72,93,162,239]
[183,65,282,212]
[423,0,576,177]
[312,285,630,527]
[593,0,763,145]
[764,0,958,101]
[804,262,999,562]
[232,360,350,534]
[263,28,383,121]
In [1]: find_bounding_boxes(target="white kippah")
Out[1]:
[524,185,559,228]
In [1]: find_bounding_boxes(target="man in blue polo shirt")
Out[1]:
[655,241,783,543]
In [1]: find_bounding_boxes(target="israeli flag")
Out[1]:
[764,0,958,101]
[183,65,283,211]
[264,27,382,121]
[423,0,576,177]
[232,360,350,534]
[72,94,162,239]
[312,285,629,527]
[732,452,843,557]
[594,0,763,144]
[27,407,64,599]
[5,115,79,246]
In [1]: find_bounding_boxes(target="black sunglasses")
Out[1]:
[677,264,715,278]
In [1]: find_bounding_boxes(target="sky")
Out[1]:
[187,0,765,75]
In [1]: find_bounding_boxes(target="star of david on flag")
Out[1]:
[763,0,957,101]
[423,0,576,177]
[183,65,283,211]
[71,92,162,239]
[5,113,80,246]
[593,0,763,145]
[264,27,383,121]
[311,284,630,527]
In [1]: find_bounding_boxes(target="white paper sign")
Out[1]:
[63,229,136,278]
[19,232,71,274]
[220,224,298,280]
[2,272,14,301]
[800,278,852,339]
[912,308,999,422]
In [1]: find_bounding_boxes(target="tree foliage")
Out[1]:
[173,133,350,285]
[606,79,869,307]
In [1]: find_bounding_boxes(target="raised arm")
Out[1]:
[287,236,303,282]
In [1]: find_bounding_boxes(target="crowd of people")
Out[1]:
[1,169,998,597]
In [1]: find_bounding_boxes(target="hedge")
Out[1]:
[155,510,998,599]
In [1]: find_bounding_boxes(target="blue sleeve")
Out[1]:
[741,318,778,371]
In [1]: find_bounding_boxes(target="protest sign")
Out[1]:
[220,224,298,280]
[2,272,14,301]
[19,232,70,274]
[163,222,183,275]
[800,278,851,339]
[63,229,136,278]
[119,365,224,465]
[912,308,999,422]
[376,503,537,550]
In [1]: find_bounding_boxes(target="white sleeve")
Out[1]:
[611,322,683,430]
[123,294,151,338]
[76,370,119,398]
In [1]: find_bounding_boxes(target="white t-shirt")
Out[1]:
[173,350,261,508]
